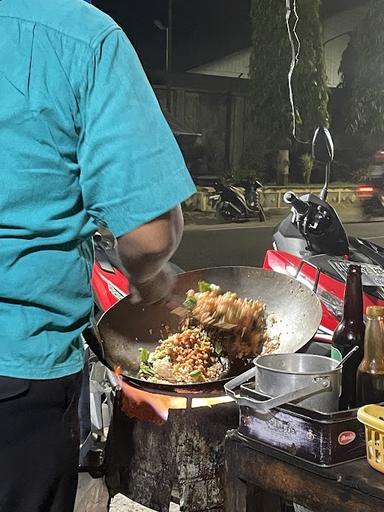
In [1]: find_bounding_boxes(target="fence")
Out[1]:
[151,71,252,174]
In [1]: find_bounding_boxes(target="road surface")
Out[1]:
[174,220,384,270]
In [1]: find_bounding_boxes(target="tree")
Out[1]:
[249,0,329,184]
[339,0,384,150]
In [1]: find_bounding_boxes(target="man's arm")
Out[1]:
[77,29,196,299]
[117,205,184,304]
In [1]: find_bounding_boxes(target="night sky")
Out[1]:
[93,0,251,71]
[93,0,368,72]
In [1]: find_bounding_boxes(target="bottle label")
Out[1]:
[331,347,343,362]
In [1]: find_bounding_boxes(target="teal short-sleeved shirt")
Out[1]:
[0,0,196,379]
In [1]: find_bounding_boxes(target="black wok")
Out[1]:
[84,267,322,396]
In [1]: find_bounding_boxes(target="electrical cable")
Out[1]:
[285,0,310,145]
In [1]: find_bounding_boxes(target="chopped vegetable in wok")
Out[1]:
[138,327,225,384]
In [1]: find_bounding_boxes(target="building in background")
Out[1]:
[93,0,369,178]
[189,4,368,88]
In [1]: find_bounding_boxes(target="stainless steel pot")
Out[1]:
[225,353,342,414]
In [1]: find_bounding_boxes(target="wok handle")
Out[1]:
[83,323,105,363]
[238,378,331,414]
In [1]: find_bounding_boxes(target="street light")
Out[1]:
[153,0,173,73]
[154,18,170,72]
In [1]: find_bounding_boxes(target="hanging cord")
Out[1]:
[285,0,310,145]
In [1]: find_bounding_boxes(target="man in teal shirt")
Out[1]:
[0,0,196,510]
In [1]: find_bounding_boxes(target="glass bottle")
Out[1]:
[356,306,384,407]
[331,264,365,410]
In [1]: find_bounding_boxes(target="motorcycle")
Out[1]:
[357,182,384,218]
[92,231,130,313]
[210,175,266,222]
[92,124,384,344]
[92,232,183,313]
[356,149,384,218]
[263,127,384,344]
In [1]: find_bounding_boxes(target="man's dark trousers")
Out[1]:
[0,372,82,512]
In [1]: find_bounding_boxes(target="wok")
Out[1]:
[84,267,322,395]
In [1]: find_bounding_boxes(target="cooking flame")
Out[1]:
[189,396,233,408]
[118,377,187,423]
[113,368,233,424]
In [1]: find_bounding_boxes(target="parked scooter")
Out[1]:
[92,232,184,313]
[92,231,130,313]
[210,175,266,222]
[357,150,384,218]
[92,125,384,342]
[263,127,384,343]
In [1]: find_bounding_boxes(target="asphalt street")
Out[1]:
[173,220,384,270]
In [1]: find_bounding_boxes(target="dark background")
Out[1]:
[93,0,368,73]
[93,0,251,72]
[92,0,370,180]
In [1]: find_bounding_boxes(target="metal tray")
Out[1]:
[238,383,366,467]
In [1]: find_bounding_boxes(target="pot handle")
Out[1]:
[224,365,331,414]
[224,367,257,398]
[238,378,331,414]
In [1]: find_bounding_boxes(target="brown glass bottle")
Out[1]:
[331,265,365,410]
[356,306,384,407]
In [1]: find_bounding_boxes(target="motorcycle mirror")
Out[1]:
[312,127,334,201]
[312,127,334,164]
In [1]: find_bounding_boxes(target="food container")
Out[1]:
[225,353,342,414]
[357,404,384,473]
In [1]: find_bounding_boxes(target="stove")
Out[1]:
[238,383,366,467]
[104,384,238,512]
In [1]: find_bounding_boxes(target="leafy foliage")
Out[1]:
[339,0,384,138]
[299,153,314,184]
[293,1,329,138]
[249,0,292,151]
[249,0,329,154]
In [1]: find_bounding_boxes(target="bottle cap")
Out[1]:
[366,306,384,318]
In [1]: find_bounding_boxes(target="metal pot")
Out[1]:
[225,353,342,414]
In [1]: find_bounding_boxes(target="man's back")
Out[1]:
[0,0,114,379]
[0,2,196,509]
[0,0,194,380]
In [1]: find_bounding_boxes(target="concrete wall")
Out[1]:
[262,185,358,210]
[184,185,359,212]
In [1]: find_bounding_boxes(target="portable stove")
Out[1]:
[238,383,366,467]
